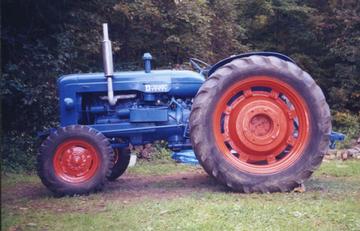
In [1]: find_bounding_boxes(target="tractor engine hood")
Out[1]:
[58,69,205,98]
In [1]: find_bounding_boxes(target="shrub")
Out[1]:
[1,132,38,172]
[332,111,360,148]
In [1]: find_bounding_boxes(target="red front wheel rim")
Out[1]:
[213,76,310,174]
[53,139,100,183]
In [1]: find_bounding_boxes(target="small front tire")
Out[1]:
[37,125,113,196]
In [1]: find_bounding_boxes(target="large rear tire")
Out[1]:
[37,125,113,196]
[190,55,331,193]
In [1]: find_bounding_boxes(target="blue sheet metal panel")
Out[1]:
[57,70,204,94]
[130,108,168,122]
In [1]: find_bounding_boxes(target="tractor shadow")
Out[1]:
[104,171,230,200]
[105,172,359,199]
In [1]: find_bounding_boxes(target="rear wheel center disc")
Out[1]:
[249,114,272,137]
[232,100,288,153]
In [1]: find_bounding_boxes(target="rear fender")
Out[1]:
[208,52,296,77]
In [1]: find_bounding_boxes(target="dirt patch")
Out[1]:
[103,170,228,201]
[1,170,228,213]
[4,168,355,214]
[1,183,52,203]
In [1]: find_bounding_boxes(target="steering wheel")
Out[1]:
[189,58,210,74]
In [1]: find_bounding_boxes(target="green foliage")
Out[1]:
[152,142,172,160]
[332,111,360,148]
[112,0,215,64]
[1,0,360,171]
[1,132,38,172]
[133,141,172,161]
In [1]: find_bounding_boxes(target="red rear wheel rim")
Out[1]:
[53,139,100,183]
[213,76,310,174]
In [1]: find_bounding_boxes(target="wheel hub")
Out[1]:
[249,114,272,137]
[53,140,100,183]
[229,98,289,154]
[63,147,92,173]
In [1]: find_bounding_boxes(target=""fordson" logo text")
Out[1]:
[144,84,169,92]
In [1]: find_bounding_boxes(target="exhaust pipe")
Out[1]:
[102,23,117,106]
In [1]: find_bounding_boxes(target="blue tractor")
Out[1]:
[38,24,332,195]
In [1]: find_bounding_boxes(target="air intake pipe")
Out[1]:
[102,23,117,106]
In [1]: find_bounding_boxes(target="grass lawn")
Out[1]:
[1,160,360,231]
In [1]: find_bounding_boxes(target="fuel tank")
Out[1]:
[58,69,205,98]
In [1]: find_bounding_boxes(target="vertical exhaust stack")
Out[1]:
[102,23,117,106]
